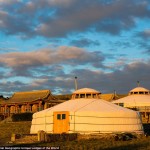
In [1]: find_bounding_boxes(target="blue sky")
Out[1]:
[0,0,150,97]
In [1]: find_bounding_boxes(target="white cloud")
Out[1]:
[0,46,104,68]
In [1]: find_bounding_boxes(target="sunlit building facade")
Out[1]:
[0,90,64,120]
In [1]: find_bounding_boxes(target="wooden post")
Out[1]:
[15,104,18,113]
[4,105,7,113]
[38,130,46,142]
[39,101,42,111]
[11,134,16,142]
[7,106,10,117]
[44,102,48,109]
[4,105,7,119]
[26,103,29,112]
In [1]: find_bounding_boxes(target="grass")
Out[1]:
[12,137,150,150]
[0,121,31,146]
[1,121,150,149]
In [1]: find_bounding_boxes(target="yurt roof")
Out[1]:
[129,87,149,93]
[73,88,100,94]
[34,98,136,118]
[113,95,150,104]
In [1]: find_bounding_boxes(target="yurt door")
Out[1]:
[53,111,69,133]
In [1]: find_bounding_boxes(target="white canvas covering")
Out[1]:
[113,86,150,108]
[130,87,149,93]
[113,95,150,107]
[73,88,100,94]
[30,98,143,134]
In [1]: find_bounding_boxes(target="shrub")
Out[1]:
[12,112,33,122]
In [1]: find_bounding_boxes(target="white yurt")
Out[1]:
[30,88,143,134]
[112,86,150,123]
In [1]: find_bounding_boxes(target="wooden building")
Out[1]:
[101,93,127,101]
[0,90,64,119]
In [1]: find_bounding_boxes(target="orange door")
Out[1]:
[53,111,69,133]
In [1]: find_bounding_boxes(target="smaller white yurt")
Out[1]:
[113,86,150,108]
[30,88,143,134]
[113,86,150,123]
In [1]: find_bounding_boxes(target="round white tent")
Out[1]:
[113,86,150,123]
[113,86,150,108]
[30,88,143,134]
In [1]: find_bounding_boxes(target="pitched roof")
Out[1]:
[100,93,127,101]
[1,90,56,104]
[100,94,115,101]
[0,99,4,103]
[0,100,9,105]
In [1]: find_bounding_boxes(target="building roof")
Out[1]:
[0,90,57,105]
[129,87,149,93]
[34,98,137,118]
[113,95,150,106]
[73,88,101,94]
[0,99,4,103]
[100,93,115,101]
[113,86,150,107]
[101,93,128,101]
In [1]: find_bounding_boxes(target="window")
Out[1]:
[139,92,144,94]
[62,114,66,119]
[119,103,124,107]
[80,94,85,98]
[75,94,79,98]
[86,94,91,98]
[57,114,66,120]
[57,114,61,120]
[93,94,96,98]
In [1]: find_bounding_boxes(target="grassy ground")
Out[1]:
[0,121,31,146]
[12,137,150,150]
[0,121,150,149]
